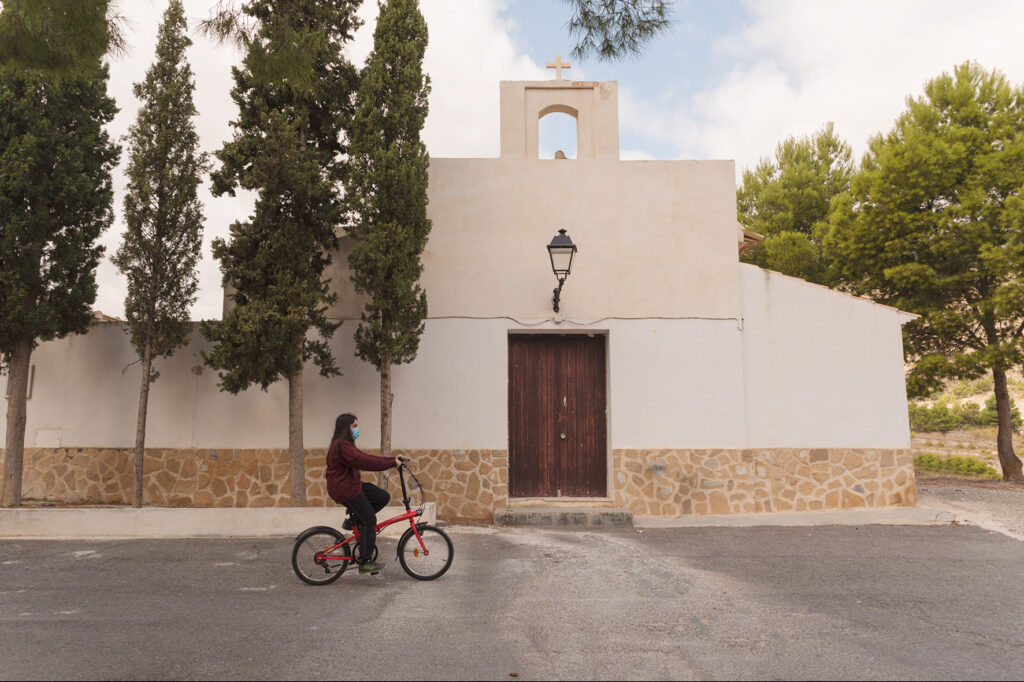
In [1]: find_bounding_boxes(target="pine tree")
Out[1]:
[200,0,362,506]
[737,123,854,285]
[0,0,127,78]
[112,0,208,509]
[563,0,671,61]
[0,66,120,507]
[345,0,431,459]
[827,62,1024,482]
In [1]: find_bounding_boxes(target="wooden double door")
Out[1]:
[508,334,607,498]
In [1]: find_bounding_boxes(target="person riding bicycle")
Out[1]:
[325,413,406,575]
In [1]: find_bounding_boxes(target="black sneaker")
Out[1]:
[342,516,353,531]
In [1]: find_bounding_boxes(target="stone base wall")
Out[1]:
[1,447,508,520]
[391,449,508,520]
[613,448,917,516]
[5,448,335,508]
[3,446,913,519]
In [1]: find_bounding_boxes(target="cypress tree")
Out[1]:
[0,65,120,506]
[200,0,362,506]
[112,0,208,508]
[345,0,431,459]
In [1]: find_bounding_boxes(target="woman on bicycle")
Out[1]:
[326,413,405,574]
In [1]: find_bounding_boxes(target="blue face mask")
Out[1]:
[350,427,360,440]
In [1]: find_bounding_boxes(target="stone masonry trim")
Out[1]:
[2,447,913,519]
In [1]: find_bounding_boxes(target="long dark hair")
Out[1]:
[332,413,357,446]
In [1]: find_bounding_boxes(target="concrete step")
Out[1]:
[493,506,633,527]
[507,497,617,508]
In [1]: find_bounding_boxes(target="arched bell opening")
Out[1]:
[538,104,579,160]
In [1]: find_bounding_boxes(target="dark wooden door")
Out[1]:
[508,334,607,497]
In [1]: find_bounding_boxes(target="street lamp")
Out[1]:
[547,229,577,313]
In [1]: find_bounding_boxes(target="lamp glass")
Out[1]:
[549,247,575,276]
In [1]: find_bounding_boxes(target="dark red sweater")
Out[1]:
[325,439,397,504]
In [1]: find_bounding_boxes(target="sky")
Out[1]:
[86,0,1024,321]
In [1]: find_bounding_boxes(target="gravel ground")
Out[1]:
[917,475,1024,538]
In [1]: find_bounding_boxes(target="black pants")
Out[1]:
[344,482,390,564]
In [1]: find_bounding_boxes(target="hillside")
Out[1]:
[911,370,1024,476]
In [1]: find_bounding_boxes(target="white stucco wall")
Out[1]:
[739,264,913,448]
[2,317,746,451]
[7,279,914,454]
[3,273,913,454]
[325,158,742,323]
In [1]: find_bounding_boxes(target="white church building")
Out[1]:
[1,71,919,520]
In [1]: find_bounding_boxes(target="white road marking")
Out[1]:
[238,585,276,592]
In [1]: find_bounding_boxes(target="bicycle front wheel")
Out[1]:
[292,527,351,585]
[397,524,454,581]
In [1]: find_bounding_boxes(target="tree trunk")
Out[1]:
[288,367,306,507]
[380,355,393,459]
[2,339,32,507]
[132,337,154,509]
[992,369,1024,482]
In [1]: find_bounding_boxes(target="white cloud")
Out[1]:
[620,149,656,161]
[621,0,1024,181]
[97,0,544,321]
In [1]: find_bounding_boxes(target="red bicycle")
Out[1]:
[291,461,454,584]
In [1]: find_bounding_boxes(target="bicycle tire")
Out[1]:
[291,526,352,585]
[397,524,454,581]
[351,542,378,566]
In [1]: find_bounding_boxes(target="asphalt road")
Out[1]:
[1,523,1022,681]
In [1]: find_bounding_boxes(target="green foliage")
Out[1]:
[946,376,994,399]
[979,395,1022,429]
[911,394,1022,431]
[0,64,120,362]
[826,63,1024,396]
[826,62,1024,480]
[737,122,853,284]
[951,401,983,427]
[913,453,1001,479]
[908,402,963,433]
[562,0,671,61]
[345,0,432,373]
[0,0,127,77]
[199,0,363,96]
[112,0,208,368]
[758,231,821,282]
[201,0,361,392]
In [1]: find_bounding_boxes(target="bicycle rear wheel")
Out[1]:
[292,527,352,585]
[397,524,454,581]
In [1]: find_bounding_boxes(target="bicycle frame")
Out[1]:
[316,463,431,564]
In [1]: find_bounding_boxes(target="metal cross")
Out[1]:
[546,55,571,81]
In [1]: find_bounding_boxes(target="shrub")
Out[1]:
[949,379,973,399]
[907,402,963,432]
[978,395,1022,429]
[913,453,1001,479]
[951,401,983,426]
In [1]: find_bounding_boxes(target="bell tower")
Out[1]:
[499,56,619,160]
